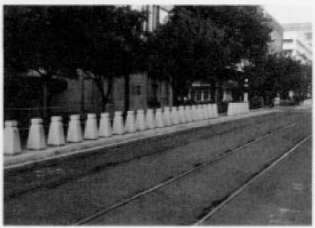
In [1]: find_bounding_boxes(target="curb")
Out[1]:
[4,109,278,170]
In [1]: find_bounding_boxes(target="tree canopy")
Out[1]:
[4,6,146,111]
[146,6,272,104]
[246,53,312,104]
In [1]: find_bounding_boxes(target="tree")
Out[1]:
[54,6,146,112]
[4,6,69,118]
[245,53,312,105]
[146,6,271,105]
[4,6,146,115]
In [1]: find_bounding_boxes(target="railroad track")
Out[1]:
[193,134,311,225]
[73,122,298,225]
[5,112,293,200]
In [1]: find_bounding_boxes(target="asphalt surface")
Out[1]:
[4,107,311,225]
[203,138,311,225]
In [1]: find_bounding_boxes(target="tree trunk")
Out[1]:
[76,69,85,116]
[124,73,130,115]
[210,80,216,103]
[169,77,175,106]
[42,81,48,119]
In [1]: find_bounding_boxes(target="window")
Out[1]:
[283,39,293,43]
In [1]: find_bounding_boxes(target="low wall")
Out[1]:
[227,102,249,116]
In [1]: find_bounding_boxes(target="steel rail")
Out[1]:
[193,134,311,225]
[73,122,297,225]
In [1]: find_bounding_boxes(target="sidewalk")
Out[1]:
[4,108,278,170]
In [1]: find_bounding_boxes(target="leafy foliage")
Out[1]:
[4,6,146,111]
[146,6,272,104]
[246,53,312,105]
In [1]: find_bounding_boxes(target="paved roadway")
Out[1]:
[4,106,311,225]
[203,137,311,225]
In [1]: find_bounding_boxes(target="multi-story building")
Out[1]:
[282,23,312,64]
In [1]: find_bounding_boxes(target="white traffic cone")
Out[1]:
[125,110,136,133]
[67,114,83,143]
[47,116,65,146]
[171,107,180,125]
[163,106,172,126]
[4,120,22,155]
[84,113,98,140]
[112,111,124,135]
[136,109,146,131]
[27,118,46,150]
[178,106,186,123]
[99,112,112,137]
[146,109,155,129]
[155,108,164,128]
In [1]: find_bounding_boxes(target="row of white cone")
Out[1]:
[4,104,218,155]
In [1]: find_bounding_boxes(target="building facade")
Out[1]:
[282,23,312,64]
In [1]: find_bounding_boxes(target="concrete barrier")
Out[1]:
[146,109,155,129]
[207,104,212,118]
[197,105,204,120]
[274,97,280,106]
[155,108,164,128]
[178,106,186,123]
[67,114,83,143]
[113,111,124,135]
[99,113,112,137]
[125,110,136,133]
[27,118,46,150]
[4,120,22,155]
[191,105,198,121]
[171,107,180,125]
[189,105,195,122]
[163,106,172,126]
[84,113,98,140]
[184,106,192,122]
[227,103,237,115]
[202,104,209,119]
[136,109,146,131]
[48,116,65,146]
[212,104,219,118]
[227,102,249,116]
[242,102,250,113]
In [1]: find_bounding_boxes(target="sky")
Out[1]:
[263,4,313,24]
